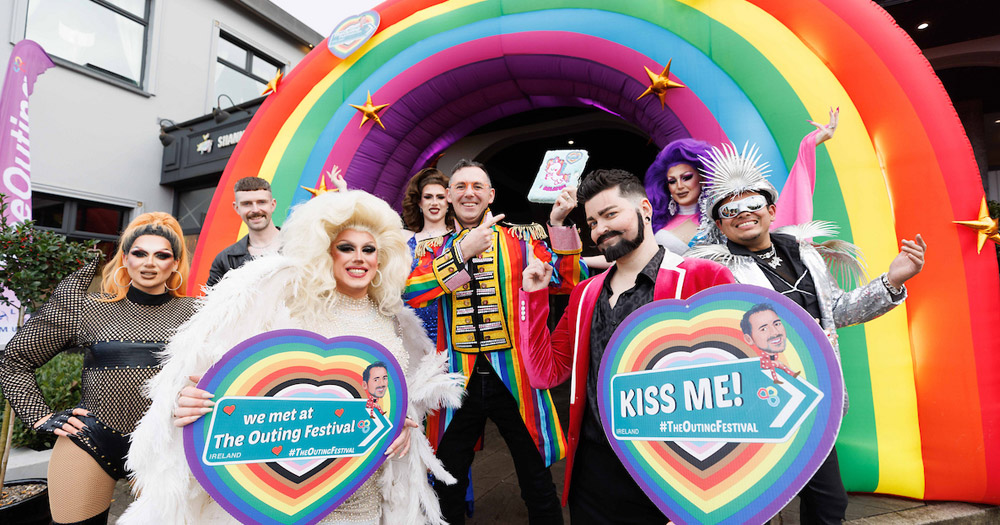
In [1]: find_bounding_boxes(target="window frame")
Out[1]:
[12,0,155,95]
[208,21,289,112]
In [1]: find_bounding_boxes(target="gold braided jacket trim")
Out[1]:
[503,222,547,241]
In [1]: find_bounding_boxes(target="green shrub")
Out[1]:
[0,352,83,450]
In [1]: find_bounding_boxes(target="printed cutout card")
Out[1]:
[527,149,589,203]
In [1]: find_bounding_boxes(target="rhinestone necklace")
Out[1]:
[753,244,783,270]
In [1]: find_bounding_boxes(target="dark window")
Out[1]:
[23,0,151,89]
[215,32,283,105]
[175,185,216,234]
[31,194,130,259]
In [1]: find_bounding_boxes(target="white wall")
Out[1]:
[0,0,310,215]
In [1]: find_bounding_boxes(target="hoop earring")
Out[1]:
[371,269,383,287]
[164,270,182,292]
[114,266,132,288]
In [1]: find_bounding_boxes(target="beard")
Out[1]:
[598,210,645,262]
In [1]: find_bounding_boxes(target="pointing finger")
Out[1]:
[485,213,505,228]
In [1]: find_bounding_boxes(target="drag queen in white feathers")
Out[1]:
[121,190,465,524]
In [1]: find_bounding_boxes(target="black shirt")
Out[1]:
[727,232,822,320]
[583,246,666,443]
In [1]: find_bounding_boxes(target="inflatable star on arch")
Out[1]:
[262,70,282,96]
[350,91,389,129]
[955,196,1000,254]
[637,59,685,108]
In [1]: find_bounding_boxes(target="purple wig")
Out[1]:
[645,138,713,231]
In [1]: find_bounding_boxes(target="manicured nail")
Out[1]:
[202,392,215,399]
[203,400,216,407]
[200,407,212,414]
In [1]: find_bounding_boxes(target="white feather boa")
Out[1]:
[120,256,464,524]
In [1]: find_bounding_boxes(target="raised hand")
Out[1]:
[329,165,347,192]
[549,186,578,226]
[173,375,215,428]
[522,250,554,293]
[886,234,927,289]
[459,212,505,260]
[809,107,839,145]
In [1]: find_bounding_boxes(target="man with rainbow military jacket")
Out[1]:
[404,159,586,524]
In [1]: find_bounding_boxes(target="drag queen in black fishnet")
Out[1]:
[0,212,195,524]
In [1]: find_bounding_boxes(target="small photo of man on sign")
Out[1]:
[362,361,389,417]
[740,303,801,385]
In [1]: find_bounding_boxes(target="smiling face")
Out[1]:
[585,187,650,262]
[233,189,277,232]
[419,183,448,225]
[123,235,179,295]
[448,166,495,229]
[329,229,378,300]
[363,367,389,398]
[715,192,776,251]
[744,309,787,354]
[666,163,702,208]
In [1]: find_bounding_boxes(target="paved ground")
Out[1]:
[104,381,998,523]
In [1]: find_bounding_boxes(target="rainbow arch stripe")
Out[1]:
[191,0,1000,504]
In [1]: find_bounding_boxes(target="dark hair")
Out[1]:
[740,303,778,336]
[710,190,774,221]
[450,159,492,187]
[577,169,647,207]
[122,223,182,260]
[363,361,388,382]
[234,177,272,194]
[646,139,712,231]
[401,168,453,231]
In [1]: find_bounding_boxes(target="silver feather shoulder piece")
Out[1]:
[684,243,755,272]
[776,221,869,289]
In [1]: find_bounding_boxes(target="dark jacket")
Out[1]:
[207,236,251,287]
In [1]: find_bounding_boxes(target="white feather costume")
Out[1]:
[121,255,465,524]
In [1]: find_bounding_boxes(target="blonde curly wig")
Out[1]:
[279,190,408,317]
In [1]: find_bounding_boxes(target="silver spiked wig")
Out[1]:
[688,142,780,247]
[700,142,779,218]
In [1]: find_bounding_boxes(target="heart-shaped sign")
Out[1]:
[326,11,380,59]
[184,330,406,525]
[598,285,843,525]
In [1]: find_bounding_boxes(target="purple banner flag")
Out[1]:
[0,40,53,223]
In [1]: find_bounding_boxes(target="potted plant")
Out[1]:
[0,193,96,523]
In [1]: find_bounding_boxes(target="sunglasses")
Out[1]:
[717,194,769,219]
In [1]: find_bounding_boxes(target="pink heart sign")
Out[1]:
[597,285,844,524]
[326,11,380,59]
[184,330,406,525]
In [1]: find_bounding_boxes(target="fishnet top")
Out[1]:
[0,259,196,433]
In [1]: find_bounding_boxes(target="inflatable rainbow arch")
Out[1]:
[190,0,1000,504]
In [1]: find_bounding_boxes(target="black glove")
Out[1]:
[34,408,90,434]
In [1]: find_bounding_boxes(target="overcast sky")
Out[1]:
[271,0,382,37]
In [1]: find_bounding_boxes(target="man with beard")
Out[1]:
[518,169,734,523]
[741,303,800,384]
[405,159,586,524]
[207,177,281,286]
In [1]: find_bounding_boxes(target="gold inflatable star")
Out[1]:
[349,91,389,129]
[301,177,330,198]
[262,70,283,96]
[954,196,1000,253]
[637,59,685,108]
